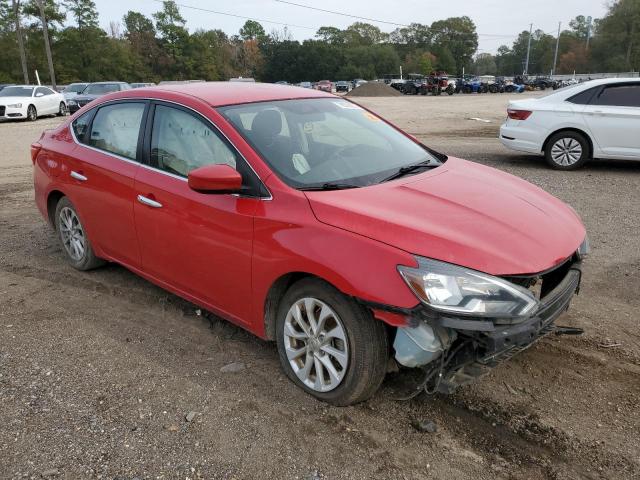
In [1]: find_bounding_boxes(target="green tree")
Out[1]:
[430,16,478,74]
[64,0,98,29]
[239,19,266,42]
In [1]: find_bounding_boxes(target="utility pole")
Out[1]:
[12,0,29,84]
[36,0,56,90]
[524,23,533,75]
[552,22,561,76]
[586,16,592,50]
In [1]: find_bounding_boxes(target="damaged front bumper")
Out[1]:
[391,259,582,394]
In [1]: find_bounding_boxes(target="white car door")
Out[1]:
[582,82,640,159]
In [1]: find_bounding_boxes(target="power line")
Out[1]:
[275,0,521,38]
[150,0,315,30]
[274,0,408,27]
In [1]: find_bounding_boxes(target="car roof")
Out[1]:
[151,81,332,106]
[573,77,639,87]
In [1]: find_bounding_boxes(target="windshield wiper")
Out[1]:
[382,160,436,182]
[299,182,361,191]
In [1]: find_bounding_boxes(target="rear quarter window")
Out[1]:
[566,86,599,105]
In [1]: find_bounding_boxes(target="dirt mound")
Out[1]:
[346,81,402,97]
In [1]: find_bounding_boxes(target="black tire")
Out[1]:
[54,197,105,270]
[544,131,590,170]
[276,278,388,406]
[27,104,37,121]
[464,86,472,94]
[57,102,67,116]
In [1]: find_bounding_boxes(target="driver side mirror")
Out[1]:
[188,164,242,193]
[36,92,44,97]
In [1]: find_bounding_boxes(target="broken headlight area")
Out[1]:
[392,256,583,396]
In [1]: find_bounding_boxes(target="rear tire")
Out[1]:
[276,278,388,406]
[54,197,105,270]
[544,131,590,170]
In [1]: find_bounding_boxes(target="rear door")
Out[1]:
[65,101,147,268]
[582,82,640,158]
[133,101,264,325]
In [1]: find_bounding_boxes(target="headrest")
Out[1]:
[251,109,282,142]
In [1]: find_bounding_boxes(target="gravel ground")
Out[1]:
[1,92,639,480]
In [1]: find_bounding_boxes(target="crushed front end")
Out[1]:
[389,245,586,395]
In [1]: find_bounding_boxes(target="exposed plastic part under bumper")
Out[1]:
[435,262,582,393]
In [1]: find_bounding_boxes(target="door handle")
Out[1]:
[70,171,87,181]
[137,194,163,208]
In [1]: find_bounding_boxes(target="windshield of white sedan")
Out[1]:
[0,86,33,97]
[219,98,442,189]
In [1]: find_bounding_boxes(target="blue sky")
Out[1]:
[93,0,608,53]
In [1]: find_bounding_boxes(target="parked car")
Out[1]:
[66,81,131,113]
[32,83,588,405]
[130,82,156,88]
[500,78,640,169]
[462,77,484,94]
[0,85,67,121]
[316,80,332,93]
[63,82,89,101]
[298,81,312,89]
[335,81,350,93]
[275,81,290,85]
[229,77,256,83]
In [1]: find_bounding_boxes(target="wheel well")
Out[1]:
[542,128,593,157]
[47,190,65,228]
[263,272,327,340]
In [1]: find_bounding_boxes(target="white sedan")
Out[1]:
[500,78,640,169]
[0,85,67,121]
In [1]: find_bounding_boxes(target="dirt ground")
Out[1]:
[1,91,639,480]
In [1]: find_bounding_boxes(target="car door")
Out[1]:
[35,87,55,114]
[133,102,264,325]
[65,101,147,268]
[582,82,640,158]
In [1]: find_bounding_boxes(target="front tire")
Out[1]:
[27,105,37,121]
[54,197,105,270]
[57,102,67,116]
[544,131,590,170]
[276,278,388,406]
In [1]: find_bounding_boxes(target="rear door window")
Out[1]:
[88,102,146,160]
[592,84,640,107]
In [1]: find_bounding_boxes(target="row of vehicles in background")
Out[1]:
[384,73,566,96]
[276,79,368,92]
[0,81,158,120]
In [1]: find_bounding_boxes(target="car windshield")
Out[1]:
[65,84,86,93]
[83,83,122,95]
[219,98,442,189]
[0,86,33,97]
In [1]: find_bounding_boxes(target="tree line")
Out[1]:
[0,0,638,87]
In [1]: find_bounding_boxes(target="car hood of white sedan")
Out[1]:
[0,96,31,105]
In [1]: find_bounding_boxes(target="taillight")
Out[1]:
[30,143,42,164]
[507,109,532,121]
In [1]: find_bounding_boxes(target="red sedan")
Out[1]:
[32,82,588,405]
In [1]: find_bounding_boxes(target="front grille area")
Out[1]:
[504,257,575,301]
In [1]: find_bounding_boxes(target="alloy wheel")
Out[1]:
[551,138,583,166]
[59,207,86,261]
[59,102,67,115]
[283,297,349,392]
[28,106,36,121]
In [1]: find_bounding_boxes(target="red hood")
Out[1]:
[305,157,585,275]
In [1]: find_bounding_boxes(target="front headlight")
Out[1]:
[577,235,590,259]
[67,100,77,106]
[7,103,22,108]
[398,257,539,318]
